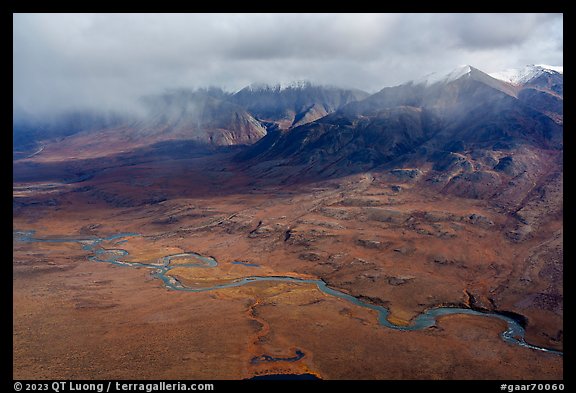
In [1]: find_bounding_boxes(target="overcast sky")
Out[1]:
[13,13,563,116]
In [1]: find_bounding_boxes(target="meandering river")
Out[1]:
[13,230,562,356]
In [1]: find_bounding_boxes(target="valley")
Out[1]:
[14,147,562,379]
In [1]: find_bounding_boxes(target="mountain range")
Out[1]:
[239,65,562,180]
[13,83,368,158]
[14,64,562,189]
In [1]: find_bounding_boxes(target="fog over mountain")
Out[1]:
[13,13,562,117]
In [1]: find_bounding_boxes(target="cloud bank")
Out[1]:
[13,13,563,116]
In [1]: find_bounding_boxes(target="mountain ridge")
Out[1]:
[14,64,562,162]
[236,64,562,199]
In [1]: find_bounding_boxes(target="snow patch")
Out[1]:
[280,80,313,90]
[535,64,563,74]
[245,80,313,92]
[489,64,563,85]
[412,65,472,87]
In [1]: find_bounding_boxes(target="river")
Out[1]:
[13,230,562,356]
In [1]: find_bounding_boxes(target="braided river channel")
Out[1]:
[13,230,562,356]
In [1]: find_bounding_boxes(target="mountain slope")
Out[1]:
[231,82,369,129]
[490,64,563,87]
[489,65,563,123]
[239,65,562,179]
[134,89,267,145]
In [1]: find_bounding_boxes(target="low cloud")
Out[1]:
[13,13,563,117]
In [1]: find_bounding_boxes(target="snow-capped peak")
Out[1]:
[244,82,280,92]
[279,80,313,90]
[243,80,313,93]
[535,64,563,74]
[411,65,473,87]
[489,64,563,85]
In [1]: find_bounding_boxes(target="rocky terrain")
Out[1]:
[231,82,369,129]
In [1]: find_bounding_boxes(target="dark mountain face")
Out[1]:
[237,106,441,179]
[517,73,563,124]
[231,82,369,129]
[522,70,563,97]
[238,66,563,199]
